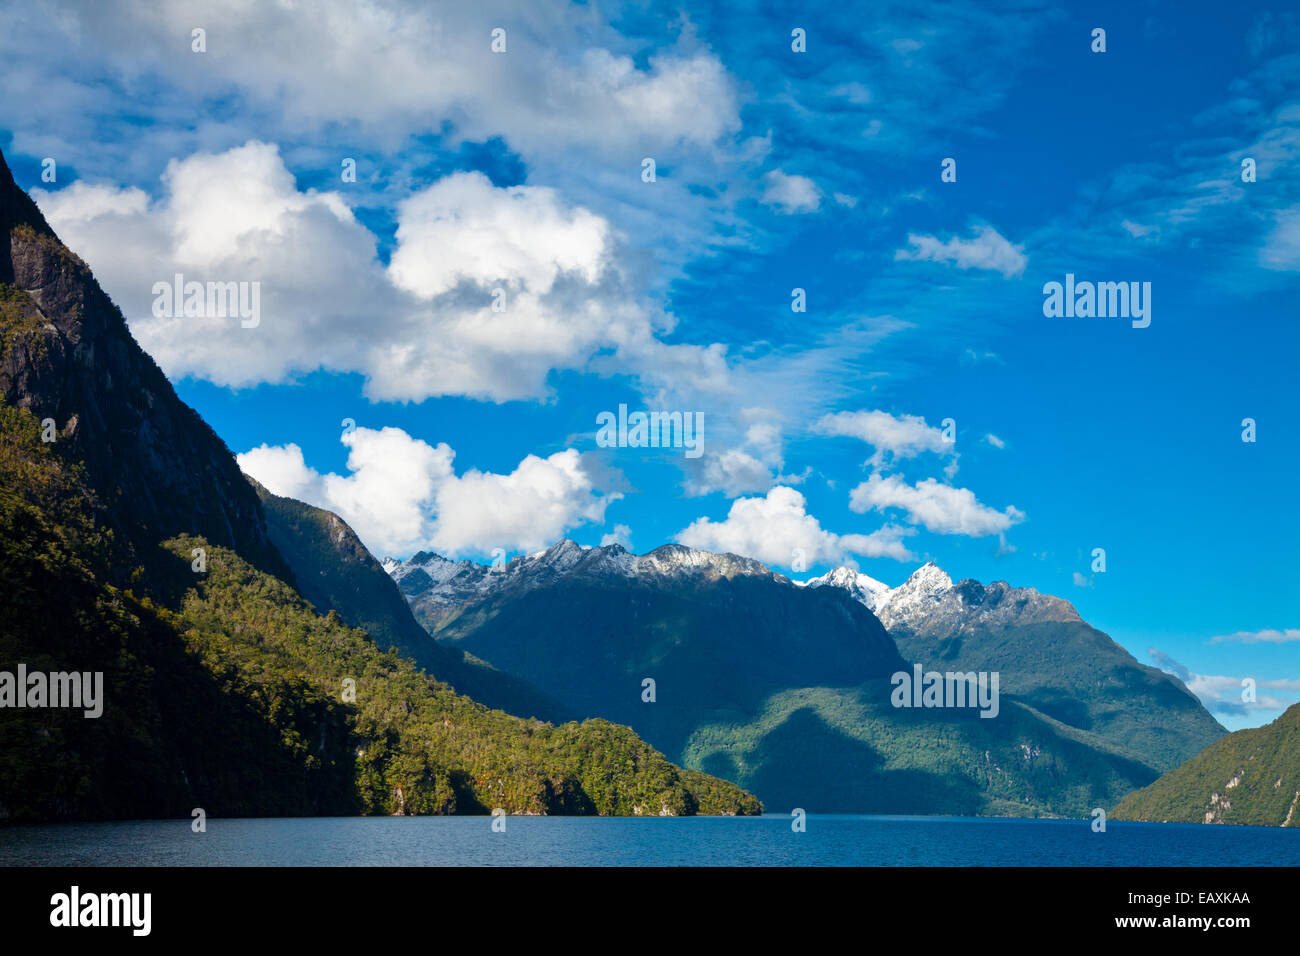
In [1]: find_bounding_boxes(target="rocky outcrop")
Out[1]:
[0,148,287,585]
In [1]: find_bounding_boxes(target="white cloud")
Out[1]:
[814,409,953,467]
[1072,571,1091,587]
[34,142,725,403]
[676,486,915,568]
[760,169,822,214]
[683,415,807,497]
[1209,628,1300,644]
[238,426,617,559]
[688,447,776,498]
[984,433,1005,449]
[26,3,742,161]
[894,225,1027,278]
[1148,649,1299,717]
[831,82,872,105]
[960,348,1002,365]
[1121,218,1160,239]
[848,473,1024,537]
[34,180,149,222]
[1261,204,1300,271]
[600,524,633,549]
[387,172,608,299]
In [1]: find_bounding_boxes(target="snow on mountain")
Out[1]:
[388,541,1081,639]
[799,566,893,612]
[384,538,785,610]
[803,559,1082,635]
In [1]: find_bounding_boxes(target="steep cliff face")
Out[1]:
[0,147,762,821]
[0,150,285,585]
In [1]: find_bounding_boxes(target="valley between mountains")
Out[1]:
[1,143,1291,827]
[384,541,1233,817]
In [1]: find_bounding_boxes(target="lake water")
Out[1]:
[3,815,1299,866]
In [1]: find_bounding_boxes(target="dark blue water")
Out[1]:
[3,815,1298,866]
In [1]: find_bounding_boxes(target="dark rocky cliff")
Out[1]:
[0,148,287,585]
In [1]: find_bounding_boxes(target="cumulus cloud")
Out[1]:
[676,486,915,568]
[814,409,954,468]
[34,180,149,222]
[35,141,725,403]
[238,426,617,559]
[894,224,1027,278]
[388,171,608,295]
[848,473,1024,537]
[760,169,822,213]
[984,433,1005,449]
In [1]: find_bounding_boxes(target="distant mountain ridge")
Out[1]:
[804,561,1225,774]
[802,561,1083,632]
[390,538,905,762]
[0,146,758,820]
[387,539,785,633]
[386,542,1225,816]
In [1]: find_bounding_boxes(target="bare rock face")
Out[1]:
[0,148,285,584]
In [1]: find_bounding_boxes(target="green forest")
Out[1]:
[0,397,760,820]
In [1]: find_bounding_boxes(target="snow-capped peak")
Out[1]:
[898,561,953,595]
[803,558,1085,635]
[799,560,959,623]
[876,561,954,629]
[524,538,590,572]
[633,543,773,580]
[802,566,894,611]
[383,538,782,612]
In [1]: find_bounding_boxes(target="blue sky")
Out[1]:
[2,0,1296,729]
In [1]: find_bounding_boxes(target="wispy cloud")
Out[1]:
[1148,649,1299,717]
[894,225,1027,278]
[1209,628,1300,644]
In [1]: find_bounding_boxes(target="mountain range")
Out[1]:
[3,138,1280,829]
[802,562,1225,773]
[387,541,1227,816]
[0,146,758,821]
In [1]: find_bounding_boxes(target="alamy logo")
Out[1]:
[1042,273,1151,328]
[0,665,103,718]
[890,664,1000,718]
[50,886,151,936]
[596,404,703,458]
[152,273,261,328]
